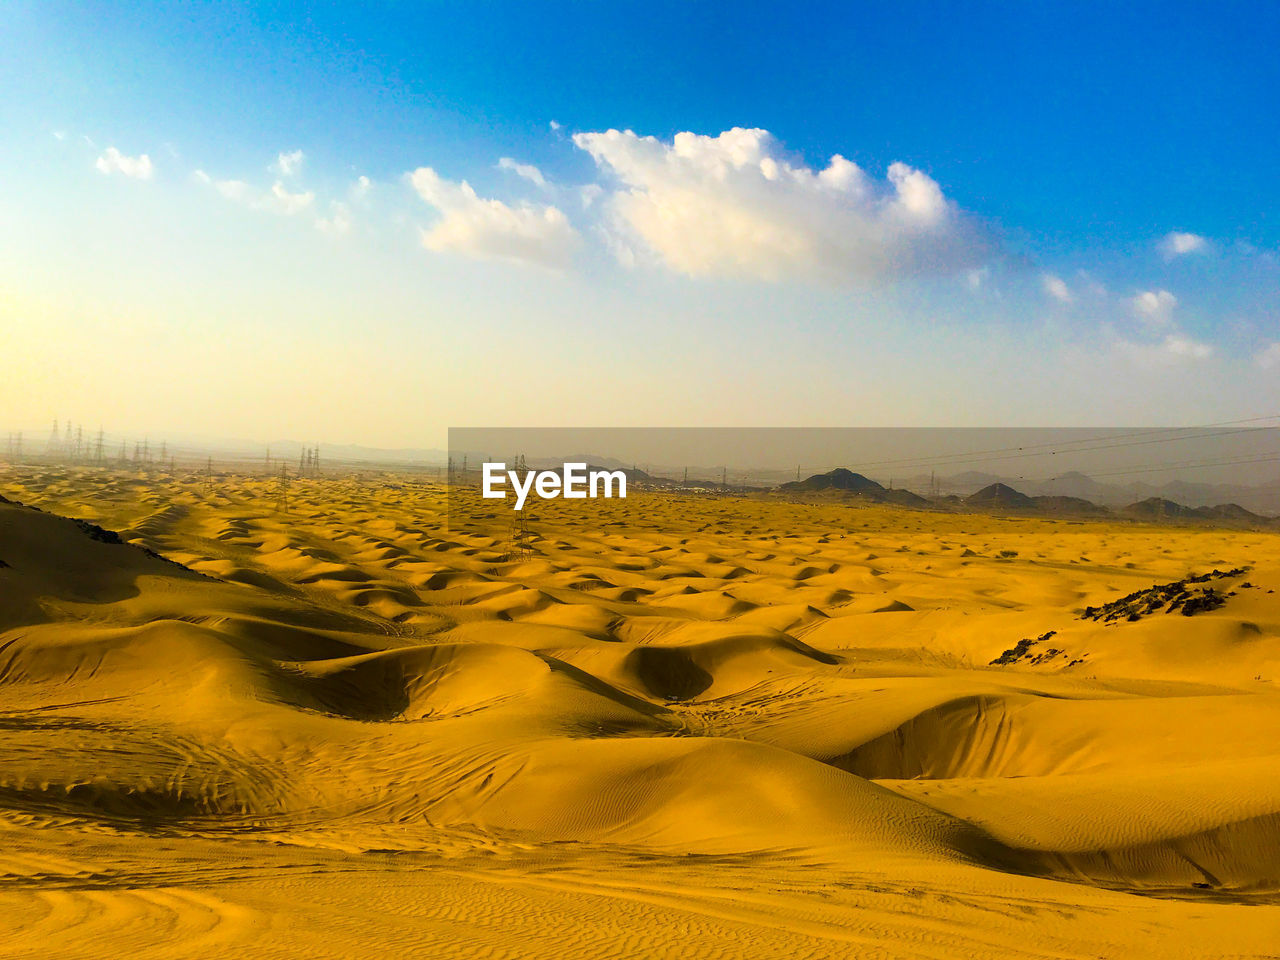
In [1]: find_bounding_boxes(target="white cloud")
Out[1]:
[95,147,153,180]
[409,166,579,269]
[52,130,67,141]
[1131,289,1177,327]
[263,180,314,215]
[1042,273,1072,303]
[196,170,312,214]
[351,175,371,199]
[1159,231,1209,257]
[315,202,351,236]
[1257,342,1280,369]
[497,157,548,189]
[549,120,562,131]
[965,267,989,290]
[1161,333,1212,360]
[272,149,305,177]
[571,127,987,283]
[1117,333,1213,367]
[194,169,253,203]
[217,180,251,202]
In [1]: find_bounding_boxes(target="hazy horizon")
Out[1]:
[6,422,1279,493]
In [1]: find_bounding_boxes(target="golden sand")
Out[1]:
[0,467,1277,958]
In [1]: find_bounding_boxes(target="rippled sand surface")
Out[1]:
[1,466,1277,959]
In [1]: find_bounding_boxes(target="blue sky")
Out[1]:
[2,1,1278,445]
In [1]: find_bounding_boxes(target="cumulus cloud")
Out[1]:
[1042,273,1072,303]
[272,149,305,177]
[497,157,548,188]
[409,166,579,269]
[1116,288,1213,364]
[570,127,988,283]
[263,181,314,215]
[1159,231,1209,257]
[1257,342,1280,369]
[95,147,153,180]
[351,175,371,199]
[1131,289,1177,327]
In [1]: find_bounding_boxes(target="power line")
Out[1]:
[840,416,1280,473]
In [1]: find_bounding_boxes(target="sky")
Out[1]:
[1,1,1278,450]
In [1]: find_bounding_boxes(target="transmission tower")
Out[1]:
[507,510,535,561]
[274,464,291,513]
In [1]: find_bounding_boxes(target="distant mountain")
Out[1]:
[781,468,884,494]
[773,470,1271,527]
[881,488,931,507]
[966,483,1036,509]
[915,469,1280,516]
[1122,497,1199,520]
[1195,503,1266,523]
[778,468,930,507]
[1122,498,1271,526]
[1036,471,1109,500]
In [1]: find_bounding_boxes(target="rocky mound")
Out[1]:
[780,468,884,494]
[966,482,1035,509]
[1081,568,1251,622]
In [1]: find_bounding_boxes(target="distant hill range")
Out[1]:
[777,470,1275,527]
[896,468,1280,515]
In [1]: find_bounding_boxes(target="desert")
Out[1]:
[0,463,1277,958]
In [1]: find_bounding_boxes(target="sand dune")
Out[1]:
[0,471,1278,958]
